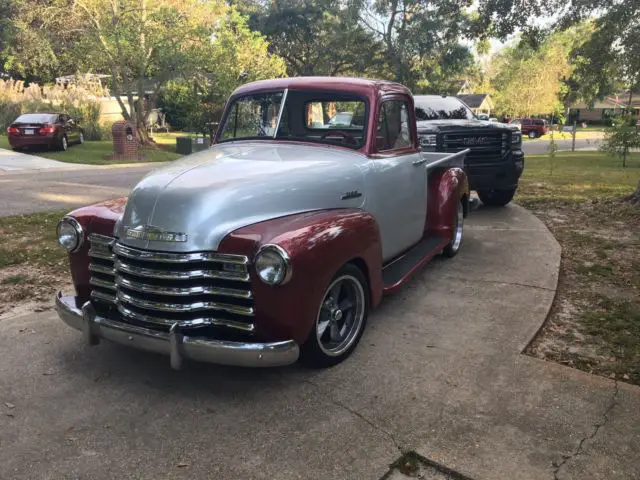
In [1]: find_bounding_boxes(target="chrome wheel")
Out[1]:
[61,136,68,151]
[79,132,84,144]
[451,201,464,253]
[316,274,366,357]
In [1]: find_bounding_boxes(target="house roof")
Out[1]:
[456,94,492,109]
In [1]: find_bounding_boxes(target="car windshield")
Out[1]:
[414,97,474,121]
[14,113,58,123]
[219,90,367,149]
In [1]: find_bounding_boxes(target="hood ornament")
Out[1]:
[124,225,188,242]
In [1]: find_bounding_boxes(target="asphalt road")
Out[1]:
[2,206,639,479]
[0,164,160,216]
[521,136,602,154]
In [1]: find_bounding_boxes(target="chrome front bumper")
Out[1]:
[55,293,299,369]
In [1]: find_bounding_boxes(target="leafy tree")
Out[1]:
[600,113,640,168]
[357,0,476,91]
[246,0,383,77]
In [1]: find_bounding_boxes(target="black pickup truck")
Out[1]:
[414,95,524,206]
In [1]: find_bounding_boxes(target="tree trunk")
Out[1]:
[624,180,640,205]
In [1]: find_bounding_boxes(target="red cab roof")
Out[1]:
[232,76,411,98]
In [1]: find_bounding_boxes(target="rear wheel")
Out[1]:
[58,135,68,151]
[478,188,516,207]
[443,200,464,257]
[79,131,85,144]
[300,264,369,368]
[528,130,537,139]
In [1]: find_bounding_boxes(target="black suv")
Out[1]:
[414,95,524,206]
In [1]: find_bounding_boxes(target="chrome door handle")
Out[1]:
[412,158,428,166]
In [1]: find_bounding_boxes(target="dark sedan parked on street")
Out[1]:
[6,113,84,151]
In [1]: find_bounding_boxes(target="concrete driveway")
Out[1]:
[1,205,638,479]
[0,147,92,172]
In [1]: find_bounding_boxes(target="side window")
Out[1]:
[376,100,413,151]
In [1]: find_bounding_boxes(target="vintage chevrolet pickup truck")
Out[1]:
[55,77,469,369]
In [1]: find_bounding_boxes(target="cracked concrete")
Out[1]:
[1,205,639,479]
[552,381,619,480]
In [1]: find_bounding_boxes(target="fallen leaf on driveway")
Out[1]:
[177,462,189,468]
[4,402,15,409]
[42,371,55,376]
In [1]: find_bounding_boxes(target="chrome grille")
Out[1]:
[442,132,508,163]
[87,234,254,332]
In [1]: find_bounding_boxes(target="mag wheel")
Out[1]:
[528,130,537,139]
[443,200,464,257]
[300,264,369,368]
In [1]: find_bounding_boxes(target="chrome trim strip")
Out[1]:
[55,293,297,368]
[116,290,254,316]
[88,249,115,261]
[115,259,250,282]
[117,303,255,332]
[89,263,116,276]
[273,88,288,139]
[88,233,115,247]
[90,277,117,291]
[90,289,116,303]
[113,243,249,265]
[115,275,252,299]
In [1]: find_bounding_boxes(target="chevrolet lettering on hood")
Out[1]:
[124,225,188,242]
[53,76,471,371]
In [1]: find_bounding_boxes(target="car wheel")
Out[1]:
[300,264,369,368]
[528,130,537,139]
[59,135,68,151]
[443,200,464,257]
[478,188,517,207]
[79,132,85,144]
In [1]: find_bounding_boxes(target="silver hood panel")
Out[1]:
[117,142,366,252]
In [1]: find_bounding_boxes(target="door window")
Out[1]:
[376,100,413,151]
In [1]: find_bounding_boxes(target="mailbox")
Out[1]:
[112,120,139,160]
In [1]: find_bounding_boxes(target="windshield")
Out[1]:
[414,97,474,121]
[219,90,367,149]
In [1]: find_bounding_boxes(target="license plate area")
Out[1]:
[24,129,34,135]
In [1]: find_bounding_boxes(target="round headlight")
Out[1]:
[254,245,291,286]
[56,217,83,252]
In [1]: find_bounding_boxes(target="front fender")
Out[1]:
[218,209,383,344]
[426,167,469,238]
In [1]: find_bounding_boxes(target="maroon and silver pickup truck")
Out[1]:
[55,77,469,369]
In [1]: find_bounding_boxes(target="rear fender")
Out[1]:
[218,209,383,344]
[426,167,469,239]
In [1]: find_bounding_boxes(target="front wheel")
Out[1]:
[528,130,537,139]
[78,131,85,144]
[443,200,464,257]
[300,264,369,368]
[478,188,516,207]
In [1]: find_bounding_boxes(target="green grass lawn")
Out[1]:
[521,151,640,384]
[0,134,182,165]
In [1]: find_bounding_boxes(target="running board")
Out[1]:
[382,236,449,294]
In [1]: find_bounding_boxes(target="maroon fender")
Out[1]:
[426,167,469,238]
[66,197,128,304]
[218,209,383,344]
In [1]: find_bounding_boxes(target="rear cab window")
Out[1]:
[376,99,413,152]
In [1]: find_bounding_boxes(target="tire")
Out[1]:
[79,131,85,144]
[300,264,370,368]
[443,200,464,257]
[478,188,517,207]
[58,135,68,151]
[528,130,537,139]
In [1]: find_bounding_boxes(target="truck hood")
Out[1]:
[116,141,366,252]
[416,119,515,133]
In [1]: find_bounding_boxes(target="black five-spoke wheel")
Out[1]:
[300,264,369,367]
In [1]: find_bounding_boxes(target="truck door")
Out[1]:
[369,97,427,261]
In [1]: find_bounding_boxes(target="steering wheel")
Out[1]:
[321,130,356,144]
